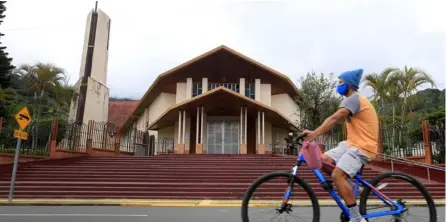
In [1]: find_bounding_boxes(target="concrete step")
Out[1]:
[1,171,382,177]
[0,175,391,182]
[3,155,442,200]
[0,185,443,193]
[2,181,443,188]
[0,190,442,198]
[0,194,439,200]
[16,166,378,173]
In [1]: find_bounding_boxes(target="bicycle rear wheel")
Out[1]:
[359,172,437,222]
[241,172,320,222]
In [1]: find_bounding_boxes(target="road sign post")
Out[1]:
[8,138,22,203]
[8,107,32,204]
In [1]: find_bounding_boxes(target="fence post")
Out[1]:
[115,125,121,154]
[0,117,3,136]
[86,120,94,156]
[145,132,150,156]
[421,120,433,164]
[377,121,383,154]
[49,119,58,158]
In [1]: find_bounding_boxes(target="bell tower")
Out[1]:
[68,1,111,123]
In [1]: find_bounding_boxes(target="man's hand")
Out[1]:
[302,129,318,141]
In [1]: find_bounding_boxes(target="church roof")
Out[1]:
[120,45,300,132]
[108,101,139,127]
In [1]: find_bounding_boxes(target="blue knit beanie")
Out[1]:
[338,69,363,90]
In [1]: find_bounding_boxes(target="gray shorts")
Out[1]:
[324,141,370,178]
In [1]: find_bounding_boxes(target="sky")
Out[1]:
[2,0,445,99]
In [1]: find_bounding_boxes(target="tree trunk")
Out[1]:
[32,90,44,150]
[401,92,407,124]
[392,103,395,151]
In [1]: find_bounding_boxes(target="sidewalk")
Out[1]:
[0,198,444,207]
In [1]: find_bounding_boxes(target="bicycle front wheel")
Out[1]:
[359,172,438,222]
[241,172,320,222]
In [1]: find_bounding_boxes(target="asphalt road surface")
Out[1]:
[0,206,443,222]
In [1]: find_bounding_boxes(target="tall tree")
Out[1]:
[296,72,342,130]
[0,1,14,89]
[14,62,67,97]
[362,68,402,123]
[393,66,435,124]
[14,62,68,149]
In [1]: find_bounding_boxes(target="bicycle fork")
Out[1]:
[279,161,301,212]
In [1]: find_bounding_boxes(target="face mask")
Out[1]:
[336,83,348,96]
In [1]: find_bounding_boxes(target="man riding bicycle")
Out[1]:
[303,69,379,222]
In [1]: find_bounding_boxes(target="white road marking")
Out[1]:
[0,214,148,217]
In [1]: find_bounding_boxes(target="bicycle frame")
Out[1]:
[284,153,405,219]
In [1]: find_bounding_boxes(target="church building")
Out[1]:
[115,45,301,155]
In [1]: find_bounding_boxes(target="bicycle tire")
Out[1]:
[241,171,320,222]
[359,172,437,222]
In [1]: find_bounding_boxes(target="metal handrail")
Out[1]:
[272,144,445,183]
[376,153,445,172]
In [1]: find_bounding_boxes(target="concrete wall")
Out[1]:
[176,82,186,104]
[90,10,110,85]
[186,78,192,100]
[272,127,289,144]
[260,84,271,106]
[157,126,175,154]
[271,93,300,125]
[83,77,109,123]
[148,92,176,125]
[264,121,272,152]
[78,10,92,80]
[255,79,261,102]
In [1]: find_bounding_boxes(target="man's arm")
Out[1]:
[304,108,350,141]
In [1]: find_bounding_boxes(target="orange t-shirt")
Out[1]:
[340,92,379,159]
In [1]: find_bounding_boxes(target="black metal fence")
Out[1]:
[430,122,445,164]
[119,127,147,153]
[56,121,88,152]
[381,122,425,157]
[91,121,119,150]
[0,121,53,156]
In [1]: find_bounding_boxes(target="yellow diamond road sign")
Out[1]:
[15,106,32,130]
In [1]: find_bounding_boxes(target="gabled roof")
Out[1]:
[148,86,298,131]
[120,45,300,131]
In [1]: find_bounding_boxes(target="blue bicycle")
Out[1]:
[241,134,437,222]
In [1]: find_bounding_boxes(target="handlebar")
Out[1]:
[287,132,307,147]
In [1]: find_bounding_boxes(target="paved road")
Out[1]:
[0,206,443,222]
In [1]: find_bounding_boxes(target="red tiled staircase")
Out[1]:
[0,155,444,199]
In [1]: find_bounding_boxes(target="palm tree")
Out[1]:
[362,68,402,119]
[362,68,403,153]
[14,62,67,97]
[392,66,435,124]
[13,62,68,149]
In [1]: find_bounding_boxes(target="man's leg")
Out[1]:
[322,143,358,191]
[321,154,335,176]
[332,149,368,222]
[332,167,356,204]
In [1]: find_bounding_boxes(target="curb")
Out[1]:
[0,199,444,207]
